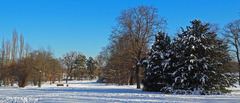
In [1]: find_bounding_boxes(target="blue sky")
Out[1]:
[0,0,239,58]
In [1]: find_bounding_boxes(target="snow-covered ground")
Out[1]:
[0,80,240,103]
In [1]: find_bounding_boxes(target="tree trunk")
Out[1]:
[70,76,73,81]
[4,78,9,86]
[136,64,140,89]
[236,46,240,85]
[130,67,134,85]
[127,76,130,85]
[49,76,52,85]
[135,50,142,89]
[58,76,61,83]
[33,78,37,86]
[66,75,69,83]
[10,78,14,86]
[238,61,240,85]
[38,73,41,88]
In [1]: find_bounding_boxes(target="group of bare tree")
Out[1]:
[224,19,240,84]
[97,5,240,89]
[0,30,99,87]
[97,6,166,88]
[1,6,239,89]
[0,29,64,87]
[62,51,98,83]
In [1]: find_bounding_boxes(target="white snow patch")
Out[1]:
[0,80,240,103]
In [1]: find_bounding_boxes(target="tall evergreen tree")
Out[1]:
[74,53,87,80]
[172,20,236,94]
[86,57,98,80]
[142,31,173,92]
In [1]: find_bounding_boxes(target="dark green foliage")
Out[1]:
[172,20,237,94]
[143,20,237,94]
[142,31,173,92]
[86,57,98,80]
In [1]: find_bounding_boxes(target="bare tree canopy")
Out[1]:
[223,19,240,85]
[111,5,167,89]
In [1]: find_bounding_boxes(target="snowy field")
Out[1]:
[0,80,240,103]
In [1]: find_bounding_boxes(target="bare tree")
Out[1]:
[0,38,5,86]
[15,56,32,87]
[62,51,87,82]
[224,19,240,85]
[30,48,61,86]
[12,29,18,63]
[1,38,5,67]
[6,40,11,67]
[63,51,77,83]
[3,40,11,86]
[25,43,30,57]
[112,5,166,88]
[19,34,24,60]
[106,35,136,85]
[1,31,63,87]
[96,47,111,83]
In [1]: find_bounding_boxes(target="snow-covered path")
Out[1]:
[0,80,240,103]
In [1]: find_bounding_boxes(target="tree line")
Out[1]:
[0,30,65,87]
[62,51,98,83]
[1,5,239,94]
[96,5,239,94]
[0,30,98,87]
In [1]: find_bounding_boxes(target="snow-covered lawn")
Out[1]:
[0,80,240,103]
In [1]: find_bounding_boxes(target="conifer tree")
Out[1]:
[86,57,98,80]
[142,31,173,92]
[172,20,236,94]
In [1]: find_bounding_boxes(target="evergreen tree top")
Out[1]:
[151,31,171,52]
